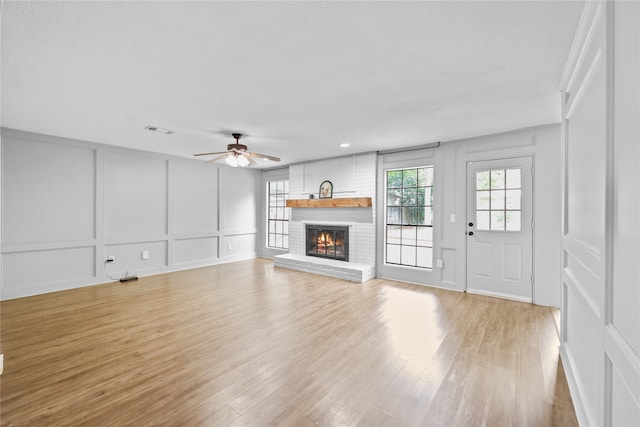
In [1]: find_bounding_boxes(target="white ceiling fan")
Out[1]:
[193,133,281,167]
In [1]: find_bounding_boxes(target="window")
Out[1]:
[475,168,521,231]
[267,180,289,249]
[385,167,434,268]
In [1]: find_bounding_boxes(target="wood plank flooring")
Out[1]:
[0,258,577,426]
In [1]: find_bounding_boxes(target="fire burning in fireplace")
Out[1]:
[306,224,349,261]
[316,231,342,251]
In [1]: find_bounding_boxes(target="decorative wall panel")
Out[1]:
[173,160,218,235]
[104,151,167,239]
[3,137,95,244]
[174,237,218,265]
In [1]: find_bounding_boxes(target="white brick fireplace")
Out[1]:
[274,153,376,282]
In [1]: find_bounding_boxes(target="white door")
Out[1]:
[466,157,533,302]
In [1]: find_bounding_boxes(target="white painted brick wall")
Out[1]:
[288,153,377,267]
[288,221,304,256]
[289,164,305,197]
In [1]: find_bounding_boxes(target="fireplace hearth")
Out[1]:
[306,224,349,261]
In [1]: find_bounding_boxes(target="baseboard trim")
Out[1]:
[560,344,592,427]
[2,254,258,300]
[466,288,531,303]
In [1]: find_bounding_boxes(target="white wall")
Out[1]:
[376,125,562,307]
[1,128,260,300]
[559,2,640,425]
[261,128,561,306]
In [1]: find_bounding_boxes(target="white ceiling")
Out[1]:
[1,1,583,167]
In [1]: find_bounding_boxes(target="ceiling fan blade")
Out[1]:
[206,153,230,163]
[193,151,227,156]
[248,152,281,162]
[245,154,257,167]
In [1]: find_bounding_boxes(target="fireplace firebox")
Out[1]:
[306,224,349,261]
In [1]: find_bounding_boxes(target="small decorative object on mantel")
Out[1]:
[309,194,315,199]
[319,180,333,199]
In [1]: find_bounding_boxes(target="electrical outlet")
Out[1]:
[450,214,456,223]
[107,255,115,262]
[141,250,149,260]
[227,244,232,251]
[436,259,443,268]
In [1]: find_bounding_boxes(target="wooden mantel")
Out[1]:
[286,197,372,208]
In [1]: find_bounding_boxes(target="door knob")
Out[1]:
[468,231,474,236]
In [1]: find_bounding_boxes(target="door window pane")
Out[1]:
[475,168,522,232]
[477,211,490,230]
[476,171,490,190]
[491,211,505,230]
[505,189,521,210]
[491,170,505,189]
[506,169,521,189]
[490,190,505,210]
[477,191,490,210]
[506,211,521,231]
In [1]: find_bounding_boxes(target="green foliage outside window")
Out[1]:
[386,168,433,225]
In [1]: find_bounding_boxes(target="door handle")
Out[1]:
[468,231,474,236]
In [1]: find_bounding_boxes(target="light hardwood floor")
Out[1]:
[1,258,577,426]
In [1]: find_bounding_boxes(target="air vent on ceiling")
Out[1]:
[144,125,173,135]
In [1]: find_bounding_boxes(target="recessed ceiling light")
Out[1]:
[339,142,350,148]
[145,125,173,135]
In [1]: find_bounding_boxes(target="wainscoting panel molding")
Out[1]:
[560,2,640,425]
[1,128,260,299]
[104,151,168,240]
[172,159,219,235]
[174,237,219,266]
[2,135,96,245]
[2,246,96,298]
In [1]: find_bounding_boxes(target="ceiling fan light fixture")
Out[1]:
[225,155,239,167]
[236,154,250,167]
[193,132,281,166]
